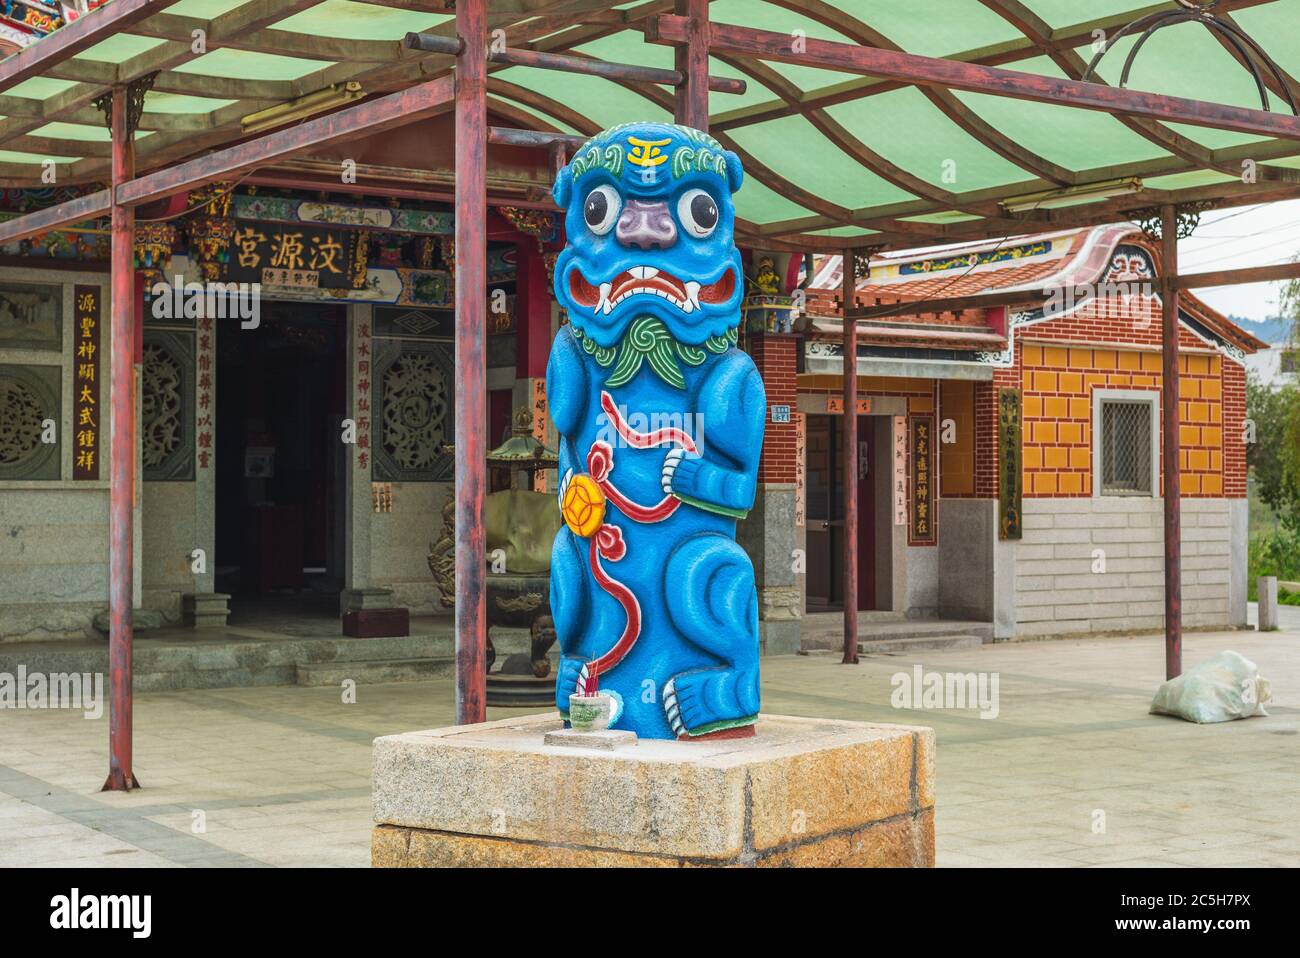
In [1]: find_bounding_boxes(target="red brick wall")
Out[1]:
[1223,359,1247,498]
[975,369,1020,499]
[746,334,796,484]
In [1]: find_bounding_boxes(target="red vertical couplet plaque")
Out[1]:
[355,318,372,472]
[998,387,1023,540]
[532,378,548,493]
[892,414,907,525]
[908,413,936,545]
[197,316,214,469]
[73,284,100,480]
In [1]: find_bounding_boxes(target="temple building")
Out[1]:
[0,111,565,642]
[0,189,1266,649]
[793,226,1266,641]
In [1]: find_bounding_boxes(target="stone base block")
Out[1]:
[92,607,164,635]
[1257,576,1279,632]
[183,592,230,629]
[343,608,410,638]
[372,713,934,868]
[340,587,396,614]
[759,618,802,656]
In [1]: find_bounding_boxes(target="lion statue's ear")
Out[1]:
[553,166,573,209]
[723,149,744,195]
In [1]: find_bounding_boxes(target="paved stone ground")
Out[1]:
[1,624,1295,868]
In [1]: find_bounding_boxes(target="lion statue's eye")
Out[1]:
[677,189,719,239]
[583,185,621,235]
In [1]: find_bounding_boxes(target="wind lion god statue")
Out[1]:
[547,122,765,740]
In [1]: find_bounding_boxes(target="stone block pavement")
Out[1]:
[0,623,1295,867]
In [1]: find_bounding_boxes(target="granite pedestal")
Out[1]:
[372,713,934,867]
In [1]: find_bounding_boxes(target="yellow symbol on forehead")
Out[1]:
[627,136,671,168]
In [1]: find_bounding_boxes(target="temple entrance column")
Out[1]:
[740,332,801,655]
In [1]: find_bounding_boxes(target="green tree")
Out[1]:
[1257,276,1300,530]
[1246,373,1300,529]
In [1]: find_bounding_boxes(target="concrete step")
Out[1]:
[295,657,456,687]
[857,633,985,655]
[0,628,538,693]
[801,618,993,652]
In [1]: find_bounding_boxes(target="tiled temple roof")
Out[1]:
[805,224,1267,355]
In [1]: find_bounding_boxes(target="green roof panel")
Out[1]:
[725,114,918,212]
[953,56,1168,172]
[173,48,332,81]
[731,173,817,226]
[143,91,239,114]
[276,0,450,40]
[75,34,169,64]
[1020,0,1151,31]
[825,87,1032,192]
[826,0,1024,58]
[706,1,865,92]
[6,77,79,101]
[493,63,672,131]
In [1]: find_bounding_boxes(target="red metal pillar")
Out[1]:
[673,0,710,130]
[104,85,139,792]
[454,0,488,724]
[1161,205,1182,680]
[842,251,859,665]
[514,243,551,381]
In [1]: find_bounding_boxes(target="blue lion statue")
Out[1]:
[547,122,765,740]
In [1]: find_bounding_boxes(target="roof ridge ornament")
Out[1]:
[1083,0,1297,116]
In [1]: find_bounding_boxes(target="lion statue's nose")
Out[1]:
[615,199,677,249]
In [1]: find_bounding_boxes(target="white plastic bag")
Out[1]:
[1149,651,1272,724]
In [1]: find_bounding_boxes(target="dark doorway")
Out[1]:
[214,302,348,621]
[805,413,877,612]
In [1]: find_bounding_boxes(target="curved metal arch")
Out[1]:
[980,1,1289,191]
[1082,1,1297,115]
[1207,15,1300,114]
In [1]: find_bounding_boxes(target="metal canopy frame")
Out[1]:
[0,0,1293,786]
[0,2,1299,249]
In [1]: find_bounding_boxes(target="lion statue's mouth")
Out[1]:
[568,265,736,316]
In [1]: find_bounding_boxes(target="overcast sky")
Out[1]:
[1177,199,1300,323]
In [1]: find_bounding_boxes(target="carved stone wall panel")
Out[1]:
[0,363,60,480]
[142,329,195,481]
[0,281,62,351]
[373,306,452,340]
[371,339,454,482]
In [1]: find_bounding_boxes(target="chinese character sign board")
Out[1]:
[354,319,372,472]
[73,285,100,480]
[893,415,907,526]
[227,223,365,290]
[998,387,1023,540]
[909,413,935,545]
[826,396,872,414]
[532,378,548,494]
[197,315,214,469]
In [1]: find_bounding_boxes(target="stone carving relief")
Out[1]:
[0,282,62,351]
[142,330,195,481]
[0,364,60,480]
[372,340,453,481]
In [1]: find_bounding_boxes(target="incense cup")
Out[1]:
[568,692,612,732]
